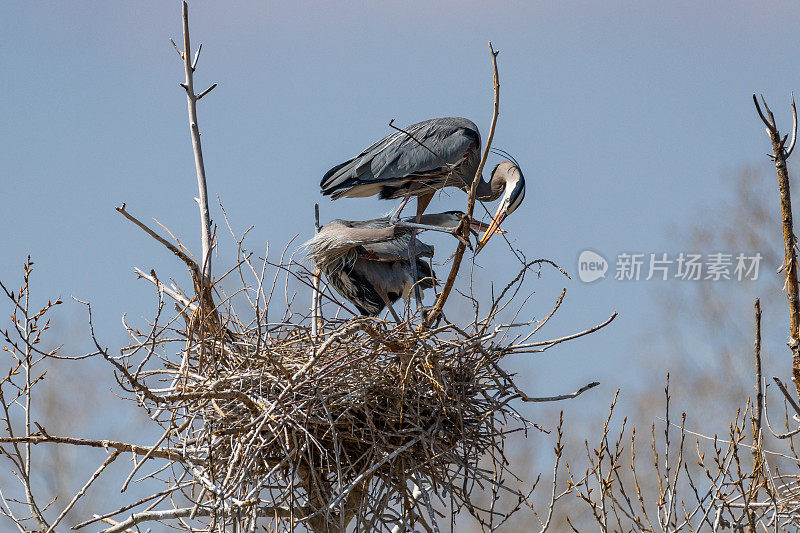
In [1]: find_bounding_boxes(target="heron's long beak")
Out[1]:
[468,218,505,233]
[475,205,507,255]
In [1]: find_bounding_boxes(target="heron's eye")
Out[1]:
[506,183,525,215]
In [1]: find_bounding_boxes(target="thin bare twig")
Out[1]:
[516,381,600,403]
[311,203,322,339]
[0,435,186,462]
[45,451,120,533]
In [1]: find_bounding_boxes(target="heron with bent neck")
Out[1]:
[320,117,525,250]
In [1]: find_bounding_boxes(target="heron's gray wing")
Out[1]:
[359,234,434,262]
[320,117,480,196]
[304,218,403,269]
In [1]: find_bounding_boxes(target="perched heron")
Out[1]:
[320,117,526,252]
[305,211,496,320]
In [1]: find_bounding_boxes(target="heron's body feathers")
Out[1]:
[320,117,481,200]
[304,216,437,316]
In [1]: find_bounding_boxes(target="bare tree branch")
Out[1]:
[754,93,800,398]
[0,435,188,462]
[178,0,213,281]
[424,42,500,326]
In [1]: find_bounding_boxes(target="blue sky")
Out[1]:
[3,1,800,419]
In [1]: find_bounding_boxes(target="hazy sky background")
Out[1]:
[3,1,800,433]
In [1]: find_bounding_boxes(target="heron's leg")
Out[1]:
[389,195,413,223]
[408,231,423,312]
[408,193,434,311]
[389,181,425,223]
[375,287,402,323]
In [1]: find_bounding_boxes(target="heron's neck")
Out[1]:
[475,175,504,202]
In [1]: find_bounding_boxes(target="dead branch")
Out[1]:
[517,381,600,403]
[44,451,120,533]
[505,312,618,353]
[116,204,202,284]
[178,0,214,281]
[754,93,800,398]
[753,298,764,485]
[0,435,186,462]
[311,204,322,338]
[425,42,500,326]
[773,376,800,419]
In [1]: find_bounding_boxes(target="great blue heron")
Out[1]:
[320,117,526,252]
[305,211,495,320]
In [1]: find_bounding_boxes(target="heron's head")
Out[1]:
[476,161,525,253]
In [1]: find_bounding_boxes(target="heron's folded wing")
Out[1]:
[359,235,434,262]
[320,117,480,195]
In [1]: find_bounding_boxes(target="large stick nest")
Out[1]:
[198,318,520,480]
[133,315,532,530]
